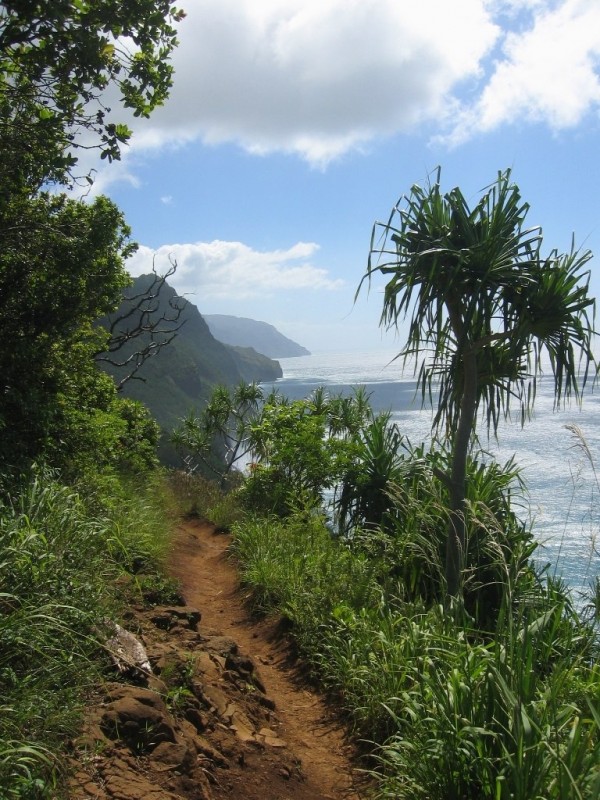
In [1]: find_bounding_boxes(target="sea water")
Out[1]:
[263,350,600,603]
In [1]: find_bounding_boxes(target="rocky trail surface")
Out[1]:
[69,519,367,800]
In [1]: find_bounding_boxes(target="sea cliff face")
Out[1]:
[227,345,283,382]
[204,314,310,358]
[96,276,283,460]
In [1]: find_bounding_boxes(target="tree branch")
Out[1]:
[94,257,186,389]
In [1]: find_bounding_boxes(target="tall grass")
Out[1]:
[229,459,600,799]
[563,423,600,615]
[230,509,380,655]
[0,468,175,798]
[168,470,246,530]
[371,597,600,799]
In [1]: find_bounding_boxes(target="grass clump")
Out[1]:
[168,470,246,531]
[0,467,176,798]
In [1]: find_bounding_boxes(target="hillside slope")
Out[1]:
[205,314,310,358]
[97,276,282,460]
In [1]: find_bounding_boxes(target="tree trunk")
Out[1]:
[445,347,479,599]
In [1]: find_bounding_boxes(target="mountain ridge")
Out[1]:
[205,314,310,358]
[97,276,284,463]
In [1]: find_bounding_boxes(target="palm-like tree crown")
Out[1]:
[358,168,596,598]
[360,168,595,438]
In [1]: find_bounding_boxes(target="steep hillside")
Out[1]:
[97,276,282,458]
[204,314,310,358]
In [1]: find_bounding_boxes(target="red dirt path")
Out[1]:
[169,518,366,800]
[69,518,369,800]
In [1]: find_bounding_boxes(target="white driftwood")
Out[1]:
[105,622,152,675]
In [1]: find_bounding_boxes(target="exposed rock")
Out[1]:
[149,739,196,773]
[204,635,238,656]
[225,651,266,693]
[100,688,177,753]
[102,771,181,800]
[70,603,294,800]
[184,706,209,733]
[150,605,202,631]
[69,524,360,800]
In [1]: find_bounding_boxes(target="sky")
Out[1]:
[93,0,600,354]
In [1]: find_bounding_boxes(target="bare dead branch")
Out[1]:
[95,256,187,388]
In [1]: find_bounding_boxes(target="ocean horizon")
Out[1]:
[263,349,600,605]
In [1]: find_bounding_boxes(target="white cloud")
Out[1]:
[126,239,344,300]
[89,0,600,184]
[443,0,600,144]
[127,0,499,164]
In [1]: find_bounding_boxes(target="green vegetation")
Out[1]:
[2,3,598,793]
[171,171,599,797]
[213,431,600,798]
[230,513,599,799]
[0,469,177,798]
[0,0,184,188]
[0,2,186,795]
[0,0,184,477]
[173,382,265,484]
[358,168,596,598]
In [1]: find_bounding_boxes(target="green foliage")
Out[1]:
[92,471,175,571]
[241,387,380,519]
[230,502,600,800]
[0,468,176,797]
[240,386,534,625]
[230,511,380,643]
[0,2,184,481]
[0,0,184,188]
[0,192,144,475]
[172,382,264,484]
[359,168,596,597]
[0,472,109,797]
[0,6,182,790]
[371,600,600,800]
[245,398,346,515]
[377,445,537,622]
[173,384,376,512]
[167,471,246,531]
[335,411,407,534]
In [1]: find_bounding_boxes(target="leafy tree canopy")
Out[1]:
[0,2,184,478]
[0,194,142,472]
[0,0,185,189]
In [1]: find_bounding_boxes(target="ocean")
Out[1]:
[263,349,600,603]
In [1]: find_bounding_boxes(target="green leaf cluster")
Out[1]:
[0,0,185,187]
[0,193,160,477]
[0,2,183,480]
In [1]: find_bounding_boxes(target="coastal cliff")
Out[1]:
[97,276,283,455]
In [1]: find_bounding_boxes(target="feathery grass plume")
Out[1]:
[556,424,600,617]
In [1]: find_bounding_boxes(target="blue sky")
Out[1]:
[94,0,600,354]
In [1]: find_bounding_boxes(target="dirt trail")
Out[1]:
[169,519,364,800]
[69,519,367,800]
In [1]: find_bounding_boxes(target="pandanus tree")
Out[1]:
[358,169,596,599]
[172,382,264,486]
